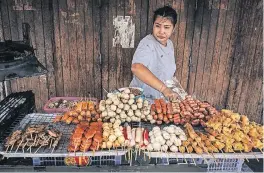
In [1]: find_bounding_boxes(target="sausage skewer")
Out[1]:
[186,147,196,166]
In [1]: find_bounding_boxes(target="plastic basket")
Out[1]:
[33,156,122,167]
[43,97,98,113]
[205,158,244,172]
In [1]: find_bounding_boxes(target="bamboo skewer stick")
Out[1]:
[210,152,218,164]
[144,149,146,161]
[49,139,53,149]
[103,88,109,94]
[182,153,187,163]
[124,148,127,161]
[200,154,208,165]
[220,149,226,159]
[186,147,196,166]
[252,152,259,162]
[51,146,55,154]
[240,150,249,162]
[148,149,150,160]
[15,140,23,153]
[166,151,169,164]
[127,148,130,161]
[22,141,28,153]
[5,145,10,153]
[34,145,42,154]
[175,152,178,162]
[74,143,77,156]
[135,148,138,161]
[9,143,14,153]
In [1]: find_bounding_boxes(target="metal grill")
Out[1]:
[0,113,127,158]
[0,91,35,140]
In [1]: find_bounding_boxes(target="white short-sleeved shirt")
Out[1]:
[130,34,176,99]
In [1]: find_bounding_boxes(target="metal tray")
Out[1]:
[0,113,127,158]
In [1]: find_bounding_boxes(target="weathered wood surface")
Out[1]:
[0,0,262,123]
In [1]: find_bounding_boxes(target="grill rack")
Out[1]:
[0,113,127,158]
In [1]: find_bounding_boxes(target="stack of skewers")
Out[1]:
[68,122,103,154]
[53,101,101,124]
[5,124,62,154]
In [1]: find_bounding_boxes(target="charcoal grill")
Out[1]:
[0,91,35,139]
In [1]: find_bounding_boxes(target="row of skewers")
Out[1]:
[4,124,62,154]
[53,101,101,124]
[150,96,218,126]
[67,122,103,154]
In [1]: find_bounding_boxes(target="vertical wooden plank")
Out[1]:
[108,0,117,91]
[53,0,64,96]
[134,0,141,49]
[23,0,36,49]
[123,0,136,87]
[22,0,40,106]
[42,0,56,98]
[76,0,86,97]
[39,75,48,112]
[84,0,95,95]
[214,0,237,108]
[171,0,181,73]
[226,0,256,111]
[244,24,262,122]
[92,0,101,98]
[181,0,195,91]
[12,0,24,40]
[0,7,4,41]
[156,0,165,9]
[10,79,18,93]
[30,76,41,111]
[164,0,173,6]
[194,0,212,100]
[0,82,4,101]
[116,0,125,88]
[140,0,148,39]
[33,0,46,67]
[59,0,71,96]
[206,0,228,105]
[101,0,109,98]
[147,0,156,34]
[3,80,12,97]
[200,0,220,102]
[67,0,78,96]
[0,0,11,40]
[219,0,240,108]
[6,0,19,40]
[175,0,187,83]
[187,0,205,95]
[237,4,262,114]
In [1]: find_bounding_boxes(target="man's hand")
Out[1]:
[162,87,178,101]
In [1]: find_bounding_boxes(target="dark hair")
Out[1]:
[153,6,177,26]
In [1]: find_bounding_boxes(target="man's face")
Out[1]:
[152,16,174,46]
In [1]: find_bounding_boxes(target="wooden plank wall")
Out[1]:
[0,0,262,123]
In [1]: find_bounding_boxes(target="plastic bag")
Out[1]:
[164,76,188,100]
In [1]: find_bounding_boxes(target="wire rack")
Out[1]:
[0,113,127,158]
